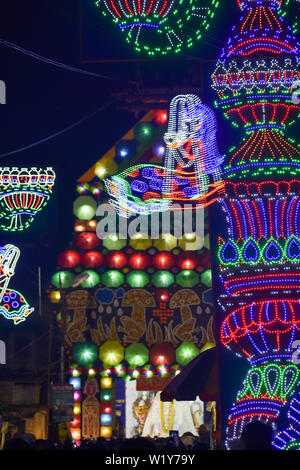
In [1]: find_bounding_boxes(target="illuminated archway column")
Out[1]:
[210,0,300,449]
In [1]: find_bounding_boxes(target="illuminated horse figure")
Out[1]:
[0,244,34,325]
[105,94,224,217]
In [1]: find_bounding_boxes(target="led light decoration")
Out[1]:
[0,167,55,231]
[211,0,300,450]
[105,94,224,217]
[0,244,34,324]
[97,0,220,56]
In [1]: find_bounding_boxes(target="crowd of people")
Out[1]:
[2,421,273,451]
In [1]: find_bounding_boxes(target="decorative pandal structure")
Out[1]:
[211,0,300,450]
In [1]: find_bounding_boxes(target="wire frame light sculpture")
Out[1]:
[0,167,56,231]
[96,0,220,56]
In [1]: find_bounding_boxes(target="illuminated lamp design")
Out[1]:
[73,196,97,221]
[176,270,200,288]
[99,340,124,367]
[129,233,152,250]
[126,271,150,288]
[101,270,125,287]
[0,244,34,324]
[105,251,128,269]
[97,0,220,56]
[150,343,175,366]
[50,290,61,303]
[76,232,100,250]
[152,138,166,159]
[152,252,175,270]
[125,343,149,367]
[103,233,127,251]
[105,94,224,217]
[156,289,170,302]
[175,342,200,366]
[153,110,168,126]
[115,140,137,163]
[95,157,118,180]
[177,253,200,270]
[51,271,75,288]
[72,342,98,367]
[80,251,104,268]
[151,270,174,288]
[153,234,177,251]
[58,250,81,269]
[0,167,55,231]
[211,0,300,450]
[128,252,151,270]
[79,270,100,288]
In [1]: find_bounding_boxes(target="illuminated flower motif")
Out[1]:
[97,0,220,56]
[0,167,55,232]
[221,300,300,359]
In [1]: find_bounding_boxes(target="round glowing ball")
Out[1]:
[150,343,175,367]
[115,140,137,163]
[152,252,175,270]
[99,340,124,367]
[152,138,166,159]
[57,250,81,269]
[151,270,174,288]
[81,251,104,268]
[76,232,100,250]
[126,271,149,288]
[105,251,128,269]
[125,343,149,367]
[95,157,118,179]
[51,271,75,288]
[73,196,97,221]
[72,341,98,366]
[176,343,200,366]
[101,270,125,287]
[128,252,151,270]
[156,289,169,303]
[153,110,168,126]
[134,122,154,143]
[79,270,100,288]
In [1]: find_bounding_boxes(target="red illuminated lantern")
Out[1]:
[128,252,151,270]
[70,416,81,428]
[81,251,104,268]
[105,251,128,269]
[57,250,80,268]
[177,253,200,270]
[156,289,169,302]
[152,252,175,270]
[76,232,100,250]
[153,110,168,126]
[100,402,112,414]
[150,343,175,366]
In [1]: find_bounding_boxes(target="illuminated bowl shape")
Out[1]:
[126,271,150,288]
[80,251,104,268]
[176,342,200,366]
[0,166,55,231]
[51,271,75,288]
[0,289,34,325]
[125,343,149,367]
[79,270,100,288]
[176,270,200,288]
[221,299,300,360]
[58,250,81,268]
[99,340,125,366]
[101,270,125,287]
[150,343,175,366]
[73,196,97,220]
[97,0,220,56]
[151,270,174,288]
[72,341,98,366]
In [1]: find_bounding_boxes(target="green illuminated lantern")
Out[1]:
[73,196,97,220]
[126,271,149,288]
[151,270,174,288]
[176,342,200,366]
[51,271,75,288]
[103,233,127,251]
[99,340,124,367]
[201,269,212,287]
[101,270,125,288]
[125,343,149,367]
[72,341,98,366]
[134,122,155,143]
[176,270,200,288]
[79,270,100,288]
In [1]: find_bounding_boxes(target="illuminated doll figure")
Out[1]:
[105,94,224,217]
[0,244,34,324]
[211,0,300,450]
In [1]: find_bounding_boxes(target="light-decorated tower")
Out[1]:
[211,0,300,449]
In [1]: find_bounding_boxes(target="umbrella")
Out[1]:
[160,347,219,402]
